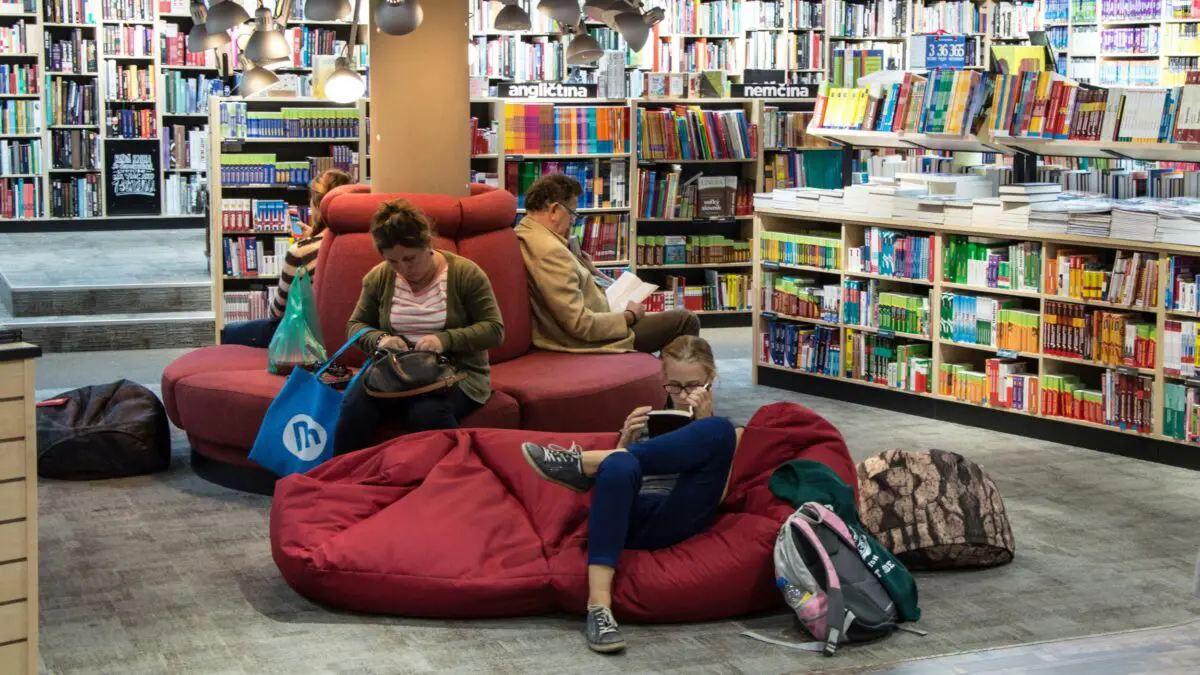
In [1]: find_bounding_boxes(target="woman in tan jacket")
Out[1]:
[515,174,699,353]
[334,199,505,455]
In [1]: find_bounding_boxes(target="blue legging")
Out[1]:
[587,416,737,568]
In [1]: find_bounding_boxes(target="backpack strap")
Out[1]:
[316,327,372,379]
[793,513,847,657]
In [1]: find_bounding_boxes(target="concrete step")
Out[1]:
[1,311,215,353]
[4,281,212,318]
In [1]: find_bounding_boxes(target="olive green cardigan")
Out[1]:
[347,252,505,405]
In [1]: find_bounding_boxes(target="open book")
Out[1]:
[605,272,658,312]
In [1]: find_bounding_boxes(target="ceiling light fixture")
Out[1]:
[494,1,531,32]
[186,0,232,53]
[375,0,423,36]
[324,0,366,102]
[239,56,280,97]
[205,0,251,34]
[244,4,292,63]
[565,21,604,65]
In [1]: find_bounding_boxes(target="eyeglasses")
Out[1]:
[664,383,708,395]
[557,202,579,220]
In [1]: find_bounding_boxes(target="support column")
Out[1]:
[368,1,469,196]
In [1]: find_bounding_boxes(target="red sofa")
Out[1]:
[162,185,664,492]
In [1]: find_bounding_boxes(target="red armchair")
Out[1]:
[162,186,664,493]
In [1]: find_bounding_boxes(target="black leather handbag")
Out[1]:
[360,338,465,399]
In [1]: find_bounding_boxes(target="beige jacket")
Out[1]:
[515,216,635,353]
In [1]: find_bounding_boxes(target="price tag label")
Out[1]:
[1116,366,1139,376]
[997,349,1019,359]
[925,35,968,69]
[762,260,781,270]
[877,329,895,339]
[637,160,657,169]
[222,140,244,152]
[761,311,779,319]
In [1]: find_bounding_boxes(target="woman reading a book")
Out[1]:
[332,198,505,455]
[521,336,735,654]
[221,169,355,347]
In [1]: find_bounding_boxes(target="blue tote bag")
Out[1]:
[249,328,370,477]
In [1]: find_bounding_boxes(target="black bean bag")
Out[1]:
[36,380,170,480]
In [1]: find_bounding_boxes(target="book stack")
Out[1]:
[1167,255,1200,313]
[756,186,822,213]
[164,173,204,216]
[222,236,291,278]
[845,330,930,389]
[504,104,629,155]
[0,177,40,218]
[469,35,565,81]
[1042,371,1153,432]
[1163,319,1200,377]
[162,72,221,115]
[0,19,36,55]
[655,272,752,311]
[1046,249,1159,308]
[1044,300,1158,367]
[570,215,630,264]
[943,235,1042,293]
[470,117,497,156]
[50,175,100,218]
[985,359,1040,414]
[509,159,628,209]
[636,170,752,218]
[847,227,933,281]
[1109,201,1163,242]
[0,138,40,175]
[50,129,98,170]
[939,293,1029,349]
[107,106,155,139]
[760,229,842,269]
[764,319,840,375]
[164,124,207,170]
[222,289,274,325]
[104,62,154,101]
[762,274,841,322]
[636,106,754,160]
[997,183,1063,229]
[219,199,293,233]
[762,108,824,150]
[1157,203,1200,246]
[47,30,98,74]
[1162,381,1200,443]
[636,235,749,266]
[0,63,37,96]
[102,23,152,57]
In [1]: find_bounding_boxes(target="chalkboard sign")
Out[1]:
[105,140,161,216]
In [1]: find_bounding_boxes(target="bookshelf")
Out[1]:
[208,96,368,336]
[0,0,42,218]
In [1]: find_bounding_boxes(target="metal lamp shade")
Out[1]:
[614,11,649,51]
[304,0,350,21]
[494,4,531,31]
[244,25,291,63]
[583,0,618,22]
[375,0,423,36]
[325,58,365,103]
[205,0,251,34]
[566,32,604,65]
[241,64,279,97]
[537,0,580,26]
[187,23,231,52]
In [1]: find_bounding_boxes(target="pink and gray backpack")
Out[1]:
[769,502,900,655]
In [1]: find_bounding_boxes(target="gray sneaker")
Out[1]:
[521,442,593,492]
[585,605,626,653]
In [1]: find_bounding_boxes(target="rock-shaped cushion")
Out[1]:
[270,402,857,622]
[857,448,1015,570]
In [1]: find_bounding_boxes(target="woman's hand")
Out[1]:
[413,334,444,353]
[377,335,409,352]
[617,406,653,448]
[686,385,714,419]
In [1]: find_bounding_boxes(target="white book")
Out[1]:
[605,272,658,311]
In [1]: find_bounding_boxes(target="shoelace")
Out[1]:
[592,607,619,635]
[542,443,581,464]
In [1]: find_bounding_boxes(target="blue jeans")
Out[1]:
[221,317,280,347]
[587,416,737,568]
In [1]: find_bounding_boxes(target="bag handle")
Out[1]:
[316,327,372,379]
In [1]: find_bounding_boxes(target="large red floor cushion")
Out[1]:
[270,402,857,622]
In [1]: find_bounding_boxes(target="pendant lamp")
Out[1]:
[566,22,604,65]
[239,57,280,97]
[494,2,531,31]
[205,0,251,34]
[186,0,231,53]
[244,5,291,63]
[304,0,351,21]
[324,0,366,103]
[538,0,580,27]
[375,0,423,36]
[614,9,649,52]
[582,0,618,23]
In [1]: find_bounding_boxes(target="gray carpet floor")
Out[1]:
[33,329,1200,674]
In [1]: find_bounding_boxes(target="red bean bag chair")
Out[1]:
[269,402,857,622]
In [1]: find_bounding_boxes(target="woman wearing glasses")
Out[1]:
[521,335,738,654]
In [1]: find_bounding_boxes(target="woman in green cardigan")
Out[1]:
[334,199,505,455]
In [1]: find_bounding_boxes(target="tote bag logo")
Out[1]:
[283,414,327,461]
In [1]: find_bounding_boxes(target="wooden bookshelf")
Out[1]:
[750,194,1200,447]
[208,96,369,338]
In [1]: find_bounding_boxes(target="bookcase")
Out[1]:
[207,96,368,335]
[0,0,42,219]
[1057,0,1200,87]
[751,68,1200,454]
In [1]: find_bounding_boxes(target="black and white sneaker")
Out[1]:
[585,605,626,654]
[521,442,593,492]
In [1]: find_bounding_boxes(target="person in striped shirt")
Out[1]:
[220,169,354,347]
[333,199,505,455]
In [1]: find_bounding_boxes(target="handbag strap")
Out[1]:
[315,327,372,379]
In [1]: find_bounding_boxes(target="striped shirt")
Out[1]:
[270,234,324,319]
[388,267,449,338]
